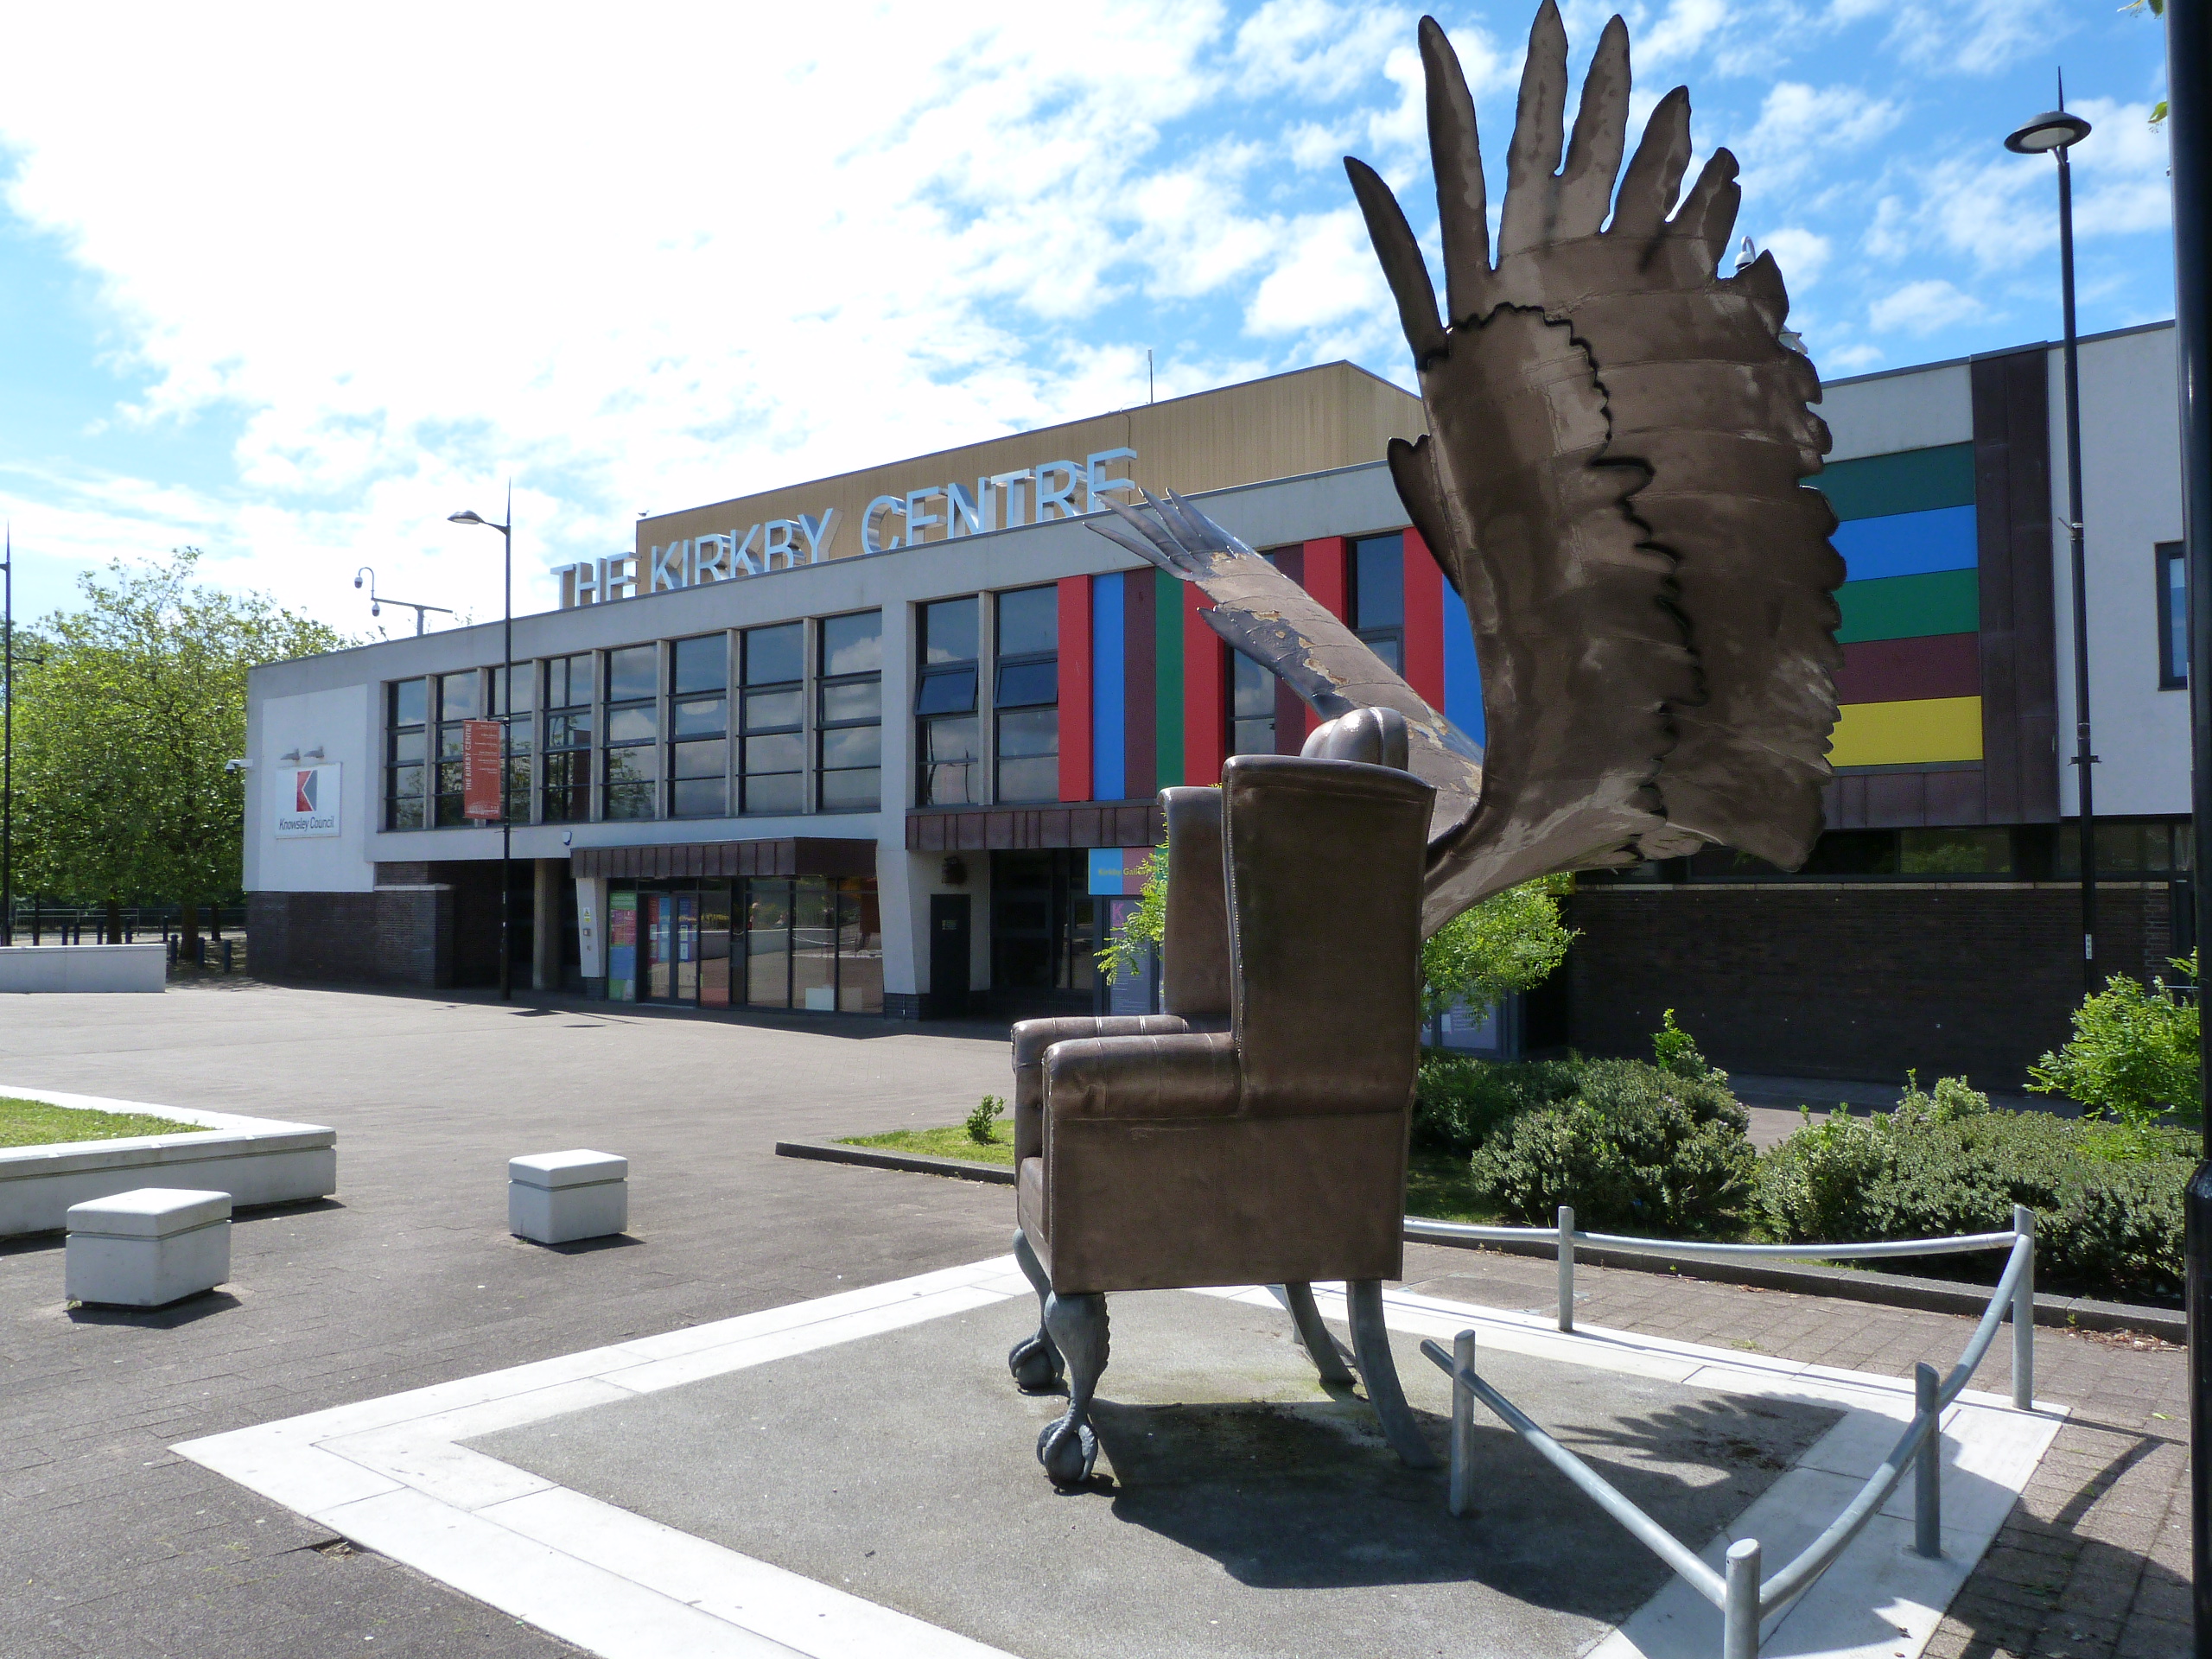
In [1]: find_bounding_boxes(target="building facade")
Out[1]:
[245,327,2190,1086]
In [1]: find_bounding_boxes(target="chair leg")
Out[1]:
[1346,1280,1439,1469]
[1277,1282,1356,1386]
[1007,1229,1063,1392]
[1037,1290,1109,1486]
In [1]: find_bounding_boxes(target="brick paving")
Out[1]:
[0,982,2190,1658]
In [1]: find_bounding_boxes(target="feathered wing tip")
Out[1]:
[1343,3,1845,916]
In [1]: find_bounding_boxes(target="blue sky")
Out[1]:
[0,1,2177,634]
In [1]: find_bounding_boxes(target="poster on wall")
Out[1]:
[461,719,503,819]
[607,891,637,1001]
[273,764,341,838]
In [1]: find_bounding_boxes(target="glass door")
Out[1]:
[673,893,699,1002]
[644,893,673,1001]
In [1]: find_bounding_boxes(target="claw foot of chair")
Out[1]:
[1036,1412,1099,1485]
[1008,1331,1063,1392]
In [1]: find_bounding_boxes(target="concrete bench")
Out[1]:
[510,1150,627,1244]
[66,1187,232,1306]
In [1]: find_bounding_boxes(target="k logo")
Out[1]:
[296,770,317,813]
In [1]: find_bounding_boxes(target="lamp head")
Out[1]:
[449,510,487,526]
[2005,110,2091,154]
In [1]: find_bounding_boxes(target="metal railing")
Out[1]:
[1416,1205,2037,1659]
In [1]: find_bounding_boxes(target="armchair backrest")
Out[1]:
[1220,754,1434,1116]
[1158,786,1230,1019]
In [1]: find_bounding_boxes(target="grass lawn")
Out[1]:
[836,1125,1503,1225]
[840,1122,1016,1166]
[0,1097,211,1149]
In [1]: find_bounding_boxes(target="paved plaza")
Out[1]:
[0,982,2191,1658]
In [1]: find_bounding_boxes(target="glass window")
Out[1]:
[1900,828,2012,875]
[742,623,804,815]
[2158,542,2187,690]
[995,586,1058,804]
[669,634,728,817]
[918,597,980,805]
[1353,532,1406,673]
[434,670,483,826]
[385,678,428,830]
[603,646,658,820]
[817,610,881,811]
[1230,651,1274,758]
[542,654,593,823]
[489,664,535,821]
[735,874,881,1013]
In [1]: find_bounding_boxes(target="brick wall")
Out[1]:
[1563,882,2177,1090]
[250,887,454,987]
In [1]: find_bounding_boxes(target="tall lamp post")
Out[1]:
[2006,94,2098,993]
[2163,0,2212,1647]
[450,487,514,1002]
[3,526,13,945]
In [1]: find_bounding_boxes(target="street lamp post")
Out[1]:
[2006,94,2098,994]
[3,525,13,945]
[2161,1,2212,1648]
[450,488,514,1002]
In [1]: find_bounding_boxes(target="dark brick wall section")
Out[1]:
[250,887,454,987]
[1565,883,2175,1090]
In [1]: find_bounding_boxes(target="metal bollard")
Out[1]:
[1722,1537,1762,1659]
[1449,1329,1476,1516]
[1557,1204,1575,1333]
[2012,1205,2035,1410]
[1915,1362,1942,1557]
[221,939,234,974]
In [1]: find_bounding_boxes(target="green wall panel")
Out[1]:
[1154,568,1185,787]
[1817,442,1975,523]
[1835,568,1980,643]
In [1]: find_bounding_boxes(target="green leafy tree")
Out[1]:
[2027,953,2200,1128]
[1096,842,1169,984]
[13,550,347,942]
[1419,873,1574,1022]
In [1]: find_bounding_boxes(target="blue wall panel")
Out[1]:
[1090,572,1126,801]
[1441,583,1484,747]
[1832,504,1977,582]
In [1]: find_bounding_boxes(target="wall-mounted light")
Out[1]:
[278,749,301,764]
[302,746,325,762]
[225,758,253,773]
[941,855,968,887]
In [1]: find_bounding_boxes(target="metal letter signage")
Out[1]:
[461,719,504,821]
[556,450,1139,607]
[273,764,341,839]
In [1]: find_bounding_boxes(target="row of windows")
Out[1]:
[1229,533,1406,759]
[386,612,885,829]
[385,586,1062,830]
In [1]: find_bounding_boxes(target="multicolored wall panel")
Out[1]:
[1816,442,1983,768]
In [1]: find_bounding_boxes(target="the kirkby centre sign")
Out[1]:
[551,447,1136,611]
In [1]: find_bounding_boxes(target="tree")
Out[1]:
[2027,952,2200,1128]
[12,550,348,941]
[1417,873,1574,1023]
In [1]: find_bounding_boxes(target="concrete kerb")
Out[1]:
[0,1084,337,1238]
[772,1139,2186,1343]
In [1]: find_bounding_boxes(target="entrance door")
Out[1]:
[928,893,970,1020]
[642,891,702,1004]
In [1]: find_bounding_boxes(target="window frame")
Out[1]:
[541,653,595,823]
[601,644,661,822]
[2158,540,2188,690]
[384,677,429,830]
[816,609,883,814]
[667,632,733,819]
[916,596,982,807]
[741,621,806,817]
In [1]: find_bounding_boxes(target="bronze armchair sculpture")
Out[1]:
[1011,716,1437,1485]
[1004,2,1845,1491]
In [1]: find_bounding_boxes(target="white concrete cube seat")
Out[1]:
[509,1150,628,1244]
[66,1187,232,1306]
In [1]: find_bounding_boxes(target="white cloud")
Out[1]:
[1869,276,1981,335]
[1821,341,1885,371]
[1234,0,1409,99]
[1759,227,1833,292]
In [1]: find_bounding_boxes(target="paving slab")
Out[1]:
[471,1288,1840,1659]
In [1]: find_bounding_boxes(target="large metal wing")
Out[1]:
[1356,5,1844,899]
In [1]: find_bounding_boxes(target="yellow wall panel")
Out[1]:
[1829,696,1983,767]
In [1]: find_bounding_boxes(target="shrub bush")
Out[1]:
[1754,1077,2190,1302]
[1468,1057,1754,1236]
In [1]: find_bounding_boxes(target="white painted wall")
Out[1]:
[2050,325,2188,817]
[1821,359,1974,462]
[246,683,375,893]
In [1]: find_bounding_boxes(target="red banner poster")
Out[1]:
[461,719,504,820]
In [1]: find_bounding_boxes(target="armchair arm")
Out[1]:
[1041,1031,1241,1124]
[1009,1014,1196,1160]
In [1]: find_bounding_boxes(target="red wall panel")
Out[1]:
[1181,582,1228,786]
[1402,524,1446,709]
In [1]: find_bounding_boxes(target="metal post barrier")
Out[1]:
[1722,1537,1761,1659]
[221,939,233,974]
[2012,1205,2036,1410]
[166,937,177,966]
[1558,1205,1575,1333]
[1915,1362,1942,1558]
[1449,1329,1476,1516]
